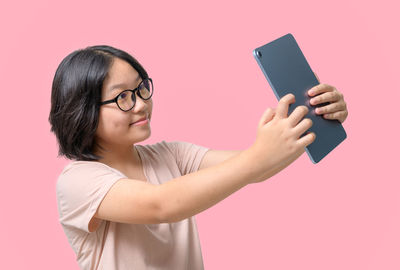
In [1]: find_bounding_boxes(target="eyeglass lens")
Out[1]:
[117,79,153,111]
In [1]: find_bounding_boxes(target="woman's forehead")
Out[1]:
[108,58,140,81]
[103,58,141,94]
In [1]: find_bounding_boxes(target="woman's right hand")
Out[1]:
[244,93,316,183]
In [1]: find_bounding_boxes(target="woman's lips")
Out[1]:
[131,118,149,126]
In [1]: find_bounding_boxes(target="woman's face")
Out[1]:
[95,57,153,150]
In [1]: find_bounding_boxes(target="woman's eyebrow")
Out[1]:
[108,77,141,93]
[109,83,127,93]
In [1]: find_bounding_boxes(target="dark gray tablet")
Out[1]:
[253,33,347,164]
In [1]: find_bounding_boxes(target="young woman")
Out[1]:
[49,45,348,270]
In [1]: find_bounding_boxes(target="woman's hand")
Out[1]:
[308,73,348,123]
[247,94,316,183]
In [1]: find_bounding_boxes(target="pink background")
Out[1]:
[1,0,399,269]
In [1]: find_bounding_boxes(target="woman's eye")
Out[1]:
[118,92,127,99]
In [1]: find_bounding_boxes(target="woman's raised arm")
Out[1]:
[95,93,315,226]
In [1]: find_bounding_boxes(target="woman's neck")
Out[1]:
[94,143,142,171]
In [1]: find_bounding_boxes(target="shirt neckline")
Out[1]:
[69,144,150,183]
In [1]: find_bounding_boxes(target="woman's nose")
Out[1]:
[132,93,149,112]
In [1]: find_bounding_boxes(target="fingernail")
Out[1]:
[308,90,314,95]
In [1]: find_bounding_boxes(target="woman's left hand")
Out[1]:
[307,74,348,123]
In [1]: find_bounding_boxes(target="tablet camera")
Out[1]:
[256,50,262,58]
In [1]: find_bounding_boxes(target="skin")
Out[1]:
[95,58,348,175]
[198,73,349,171]
[308,83,348,123]
[93,92,316,226]
[93,58,347,174]
[91,59,349,228]
[93,57,153,178]
[93,59,348,174]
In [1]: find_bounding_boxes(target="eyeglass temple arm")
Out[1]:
[100,99,116,105]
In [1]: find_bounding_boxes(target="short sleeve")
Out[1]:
[56,162,125,233]
[165,140,211,175]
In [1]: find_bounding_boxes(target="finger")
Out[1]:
[310,91,341,106]
[297,132,316,147]
[308,83,335,97]
[315,102,346,115]
[258,107,276,127]
[276,93,295,119]
[288,105,309,126]
[292,118,313,138]
[322,110,348,122]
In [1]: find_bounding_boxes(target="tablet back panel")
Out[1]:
[253,33,347,163]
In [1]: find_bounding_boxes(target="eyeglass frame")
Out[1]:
[99,78,153,112]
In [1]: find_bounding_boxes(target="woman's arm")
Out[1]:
[94,150,255,226]
[198,150,243,170]
[94,94,315,226]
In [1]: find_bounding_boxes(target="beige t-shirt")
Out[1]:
[56,140,210,270]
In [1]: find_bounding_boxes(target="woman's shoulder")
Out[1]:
[61,160,110,172]
[59,160,120,178]
[57,161,124,191]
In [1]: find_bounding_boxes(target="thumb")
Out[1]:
[258,107,276,128]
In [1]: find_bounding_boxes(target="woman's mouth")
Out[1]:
[132,118,149,126]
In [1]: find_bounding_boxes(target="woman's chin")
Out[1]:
[130,129,151,142]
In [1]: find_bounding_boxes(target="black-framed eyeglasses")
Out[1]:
[100,78,153,112]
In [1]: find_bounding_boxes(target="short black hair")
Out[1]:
[49,45,149,161]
